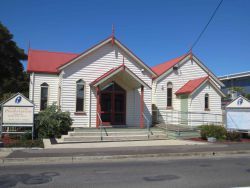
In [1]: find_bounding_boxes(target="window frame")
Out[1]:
[40,82,49,111]
[205,93,209,110]
[75,79,86,114]
[167,82,173,108]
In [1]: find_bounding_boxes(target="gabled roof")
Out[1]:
[226,95,250,108]
[90,64,151,89]
[91,64,125,86]
[58,36,157,77]
[175,76,209,95]
[27,49,79,74]
[153,53,224,87]
[152,54,187,76]
[175,76,225,97]
[27,36,157,77]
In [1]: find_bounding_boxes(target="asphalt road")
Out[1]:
[0,156,250,188]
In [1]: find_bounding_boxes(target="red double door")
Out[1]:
[100,82,126,125]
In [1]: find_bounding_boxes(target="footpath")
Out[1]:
[0,139,250,166]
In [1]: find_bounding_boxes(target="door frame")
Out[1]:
[98,82,126,126]
[180,95,189,125]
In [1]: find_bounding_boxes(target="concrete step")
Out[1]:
[68,130,165,137]
[73,127,162,132]
[62,134,167,142]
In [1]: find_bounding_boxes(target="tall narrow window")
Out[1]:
[40,83,49,111]
[58,86,61,107]
[205,93,209,110]
[167,82,173,108]
[76,79,85,112]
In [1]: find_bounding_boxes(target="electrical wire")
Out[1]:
[188,0,224,52]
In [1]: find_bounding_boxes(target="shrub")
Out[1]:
[226,131,241,141]
[200,124,227,140]
[4,139,44,148]
[35,104,72,138]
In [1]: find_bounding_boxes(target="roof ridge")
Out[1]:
[152,53,188,68]
[29,49,79,55]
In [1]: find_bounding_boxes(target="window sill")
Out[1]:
[204,108,210,111]
[166,107,173,110]
[74,112,86,115]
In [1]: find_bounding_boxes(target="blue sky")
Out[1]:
[0,0,249,76]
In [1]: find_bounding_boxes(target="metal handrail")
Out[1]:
[142,113,152,139]
[152,109,224,126]
[97,113,108,141]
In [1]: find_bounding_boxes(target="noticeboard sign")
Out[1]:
[1,93,34,139]
[2,106,34,124]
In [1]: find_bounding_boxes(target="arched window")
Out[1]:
[40,83,49,111]
[167,82,173,108]
[205,93,209,110]
[76,79,85,112]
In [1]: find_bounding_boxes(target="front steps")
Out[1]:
[59,127,167,143]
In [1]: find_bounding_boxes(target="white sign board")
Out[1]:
[1,93,34,126]
[2,106,33,124]
[227,110,250,130]
[226,96,250,131]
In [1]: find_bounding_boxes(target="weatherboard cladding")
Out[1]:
[27,37,223,127]
[190,82,223,126]
[152,58,222,126]
[31,73,59,113]
[60,43,152,127]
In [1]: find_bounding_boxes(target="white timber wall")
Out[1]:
[190,82,223,126]
[61,43,152,128]
[152,59,222,126]
[30,73,59,113]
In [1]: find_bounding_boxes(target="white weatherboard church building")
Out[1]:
[27,36,225,129]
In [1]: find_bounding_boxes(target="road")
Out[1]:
[0,156,250,188]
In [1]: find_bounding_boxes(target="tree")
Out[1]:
[246,94,250,100]
[0,22,29,101]
[228,87,245,95]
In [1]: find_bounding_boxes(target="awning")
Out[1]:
[90,64,151,89]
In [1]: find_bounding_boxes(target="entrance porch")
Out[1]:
[91,64,151,128]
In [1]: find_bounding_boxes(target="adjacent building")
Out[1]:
[219,71,250,99]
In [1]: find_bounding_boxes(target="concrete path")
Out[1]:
[44,139,208,149]
[2,140,250,166]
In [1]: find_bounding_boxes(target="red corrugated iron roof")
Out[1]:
[27,49,79,74]
[175,76,209,95]
[152,54,188,76]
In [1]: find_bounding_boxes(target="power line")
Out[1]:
[188,0,224,52]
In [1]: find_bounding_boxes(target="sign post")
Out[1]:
[1,93,34,140]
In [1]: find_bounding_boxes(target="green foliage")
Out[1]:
[229,87,245,96]
[245,94,250,100]
[0,22,29,101]
[226,131,241,141]
[35,104,72,138]
[200,124,227,140]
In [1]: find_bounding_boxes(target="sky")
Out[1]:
[0,0,249,76]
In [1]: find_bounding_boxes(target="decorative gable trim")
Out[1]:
[153,53,224,87]
[58,36,157,77]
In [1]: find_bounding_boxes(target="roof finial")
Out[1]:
[111,24,115,46]
[28,40,31,50]
[112,24,115,36]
